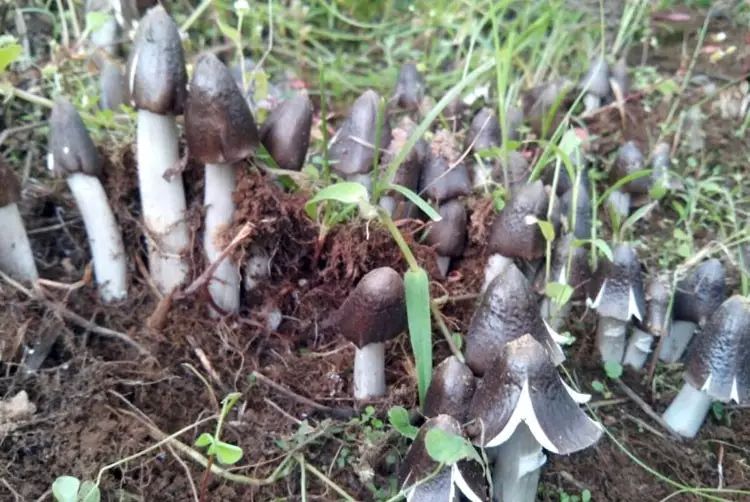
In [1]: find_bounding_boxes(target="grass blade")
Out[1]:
[404,267,432,407]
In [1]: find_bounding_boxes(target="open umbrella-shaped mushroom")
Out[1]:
[658,258,725,363]
[467,334,602,502]
[419,130,472,205]
[662,295,750,438]
[184,53,258,315]
[423,199,467,278]
[331,267,407,400]
[48,99,127,302]
[127,5,190,294]
[0,159,38,282]
[260,94,313,172]
[399,415,488,502]
[588,243,646,363]
[623,275,671,370]
[392,63,425,111]
[423,356,476,422]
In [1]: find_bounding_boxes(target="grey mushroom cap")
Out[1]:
[581,55,610,98]
[561,181,592,240]
[467,334,602,453]
[0,159,21,207]
[488,180,559,260]
[329,89,390,176]
[685,295,750,403]
[393,63,425,110]
[332,267,407,348]
[466,107,501,153]
[523,79,572,136]
[99,60,125,111]
[127,5,187,115]
[423,356,476,421]
[465,264,565,376]
[381,116,427,191]
[423,199,467,258]
[645,276,672,337]
[539,233,591,300]
[614,141,650,194]
[184,53,259,165]
[588,243,646,322]
[491,150,530,188]
[673,258,726,325]
[48,99,101,177]
[260,94,313,171]
[419,154,472,204]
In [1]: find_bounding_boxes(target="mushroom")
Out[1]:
[658,258,725,363]
[465,264,565,376]
[623,276,671,369]
[560,178,592,240]
[650,142,672,189]
[467,334,602,502]
[392,63,425,111]
[48,99,127,302]
[86,0,119,56]
[378,116,427,218]
[588,243,645,363]
[607,141,647,218]
[127,5,190,294]
[423,356,476,421]
[423,199,467,277]
[466,107,501,153]
[538,233,591,330]
[610,57,629,98]
[184,53,258,315]
[328,89,390,190]
[99,60,125,111]
[490,151,530,191]
[523,79,571,137]
[260,94,313,171]
[0,159,38,282]
[580,55,610,113]
[332,267,407,400]
[662,295,750,438]
[419,130,472,204]
[399,415,487,502]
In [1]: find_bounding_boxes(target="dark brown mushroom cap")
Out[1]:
[332,267,406,348]
[127,5,187,115]
[685,295,750,403]
[613,141,650,194]
[588,243,645,322]
[523,79,572,136]
[491,150,530,188]
[419,130,472,203]
[487,180,558,260]
[581,56,610,97]
[184,53,258,165]
[259,94,312,171]
[329,89,390,176]
[423,200,467,258]
[398,415,462,487]
[673,258,726,325]
[423,356,476,421]
[99,60,125,111]
[392,63,425,110]
[465,264,565,376]
[467,334,602,453]
[0,159,21,207]
[543,233,591,300]
[466,107,501,153]
[645,276,672,337]
[48,99,101,177]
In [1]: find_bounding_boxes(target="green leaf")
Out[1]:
[582,489,592,502]
[85,12,111,33]
[220,392,242,419]
[596,169,652,207]
[534,218,555,242]
[591,380,605,393]
[604,361,623,380]
[388,406,418,439]
[0,43,22,73]
[305,181,370,218]
[491,186,506,211]
[217,18,241,44]
[214,441,244,465]
[545,281,574,307]
[194,432,214,448]
[52,476,80,502]
[424,428,480,465]
[78,482,100,502]
[649,181,667,200]
[404,267,432,407]
[619,201,657,239]
[576,238,613,262]
[386,183,442,222]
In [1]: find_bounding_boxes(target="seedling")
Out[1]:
[52,477,100,502]
[194,392,244,466]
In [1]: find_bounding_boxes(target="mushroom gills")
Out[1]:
[492,422,546,502]
[661,382,713,438]
[353,342,386,400]
[596,316,627,364]
[657,320,697,363]
[0,203,38,282]
[622,327,653,370]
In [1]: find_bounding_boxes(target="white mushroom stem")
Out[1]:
[436,255,451,278]
[0,203,38,282]
[204,163,240,315]
[622,327,653,370]
[492,422,547,502]
[658,320,697,363]
[662,382,713,438]
[596,316,627,364]
[482,253,514,293]
[353,342,385,400]
[66,172,127,302]
[136,110,189,294]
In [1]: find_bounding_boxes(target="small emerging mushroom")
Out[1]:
[392,63,425,111]
[423,356,476,422]
[538,233,591,330]
[419,130,472,204]
[560,179,592,240]
[523,79,571,137]
[466,107,501,153]
[332,267,407,400]
[99,60,125,111]
[580,55,610,113]
[423,199,467,277]
[662,295,750,438]
[491,151,530,190]
[623,276,670,370]
[607,141,647,218]
[378,116,427,218]
[260,94,313,171]
[48,99,127,302]
[0,159,38,282]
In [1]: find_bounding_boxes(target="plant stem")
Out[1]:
[430,302,465,363]
[379,211,419,271]
[180,0,213,32]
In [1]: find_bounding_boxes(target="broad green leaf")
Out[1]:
[305,181,370,218]
[604,361,623,380]
[386,184,442,222]
[491,186,506,212]
[649,181,667,200]
[404,267,432,407]
[0,43,22,73]
[214,441,243,465]
[85,12,111,33]
[194,432,214,448]
[424,428,481,465]
[545,281,574,307]
[52,476,80,502]
[78,482,100,502]
[388,406,418,439]
[591,380,605,393]
[535,218,555,242]
[576,238,613,262]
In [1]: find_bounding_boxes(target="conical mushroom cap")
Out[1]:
[423,356,476,421]
[0,159,21,207]
[487,180,558,260]
[543,233,591,300]
[467,334,602,454]
[613,141,649,194]
[465,264,565,376]
[99,60,125,111]
[423,199,467,258]
[505,105,524,142]
[48,99,101,177]
[581,55,610,97]
[523,79,571,136]
[491,150,529,188]
[127,5,187,115]
[381,116,427,191]
[259,94,313,171]
[673,258,725,325]
[588,243,645,322]
[329,89,390,176]
[561,181,592,240]
[685,295,750,403]
[466,107,501,153]
[185,53,258,165]
[392,63,425,110]
[332,267,406,348]
[645,276,671,337]
[419,131,472,203]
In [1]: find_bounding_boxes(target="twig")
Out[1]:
[180,0,214,33]
[0,121,45,147]
[300,457,356,502]
[429,302,465,363]
[589,397,628,409]
[251,371,355,420]
[615,379,684,442]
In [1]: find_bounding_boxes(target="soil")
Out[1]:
[1,7,750,502]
